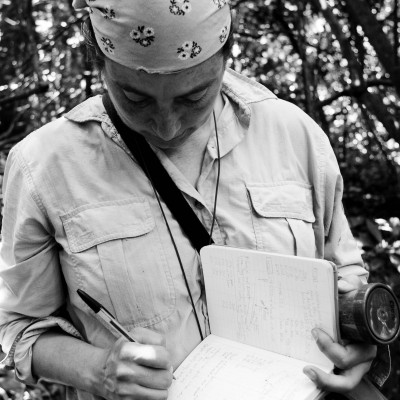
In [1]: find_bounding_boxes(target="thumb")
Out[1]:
[129,326,167,346]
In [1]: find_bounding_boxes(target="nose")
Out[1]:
[151,106,182,140]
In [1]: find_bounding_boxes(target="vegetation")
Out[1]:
[0,0,399,398]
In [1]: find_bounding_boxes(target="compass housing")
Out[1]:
[339,283,400,345]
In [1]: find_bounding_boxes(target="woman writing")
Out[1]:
[0,1,384,399]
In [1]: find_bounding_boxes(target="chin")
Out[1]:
[145,129,194,150]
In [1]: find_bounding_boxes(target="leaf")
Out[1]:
[366,218,382,243]
[390,253,400,267]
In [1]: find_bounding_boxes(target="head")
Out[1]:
[76,0,233,149]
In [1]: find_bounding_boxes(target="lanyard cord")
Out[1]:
[209,110,221,245]
[134,110,221,342]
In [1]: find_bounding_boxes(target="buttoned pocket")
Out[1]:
[61,197,175,329]
[246,182,316,257]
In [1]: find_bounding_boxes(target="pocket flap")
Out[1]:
[60,198,155,253]
[247,182,315,223]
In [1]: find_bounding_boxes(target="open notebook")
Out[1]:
[168,245,339,400]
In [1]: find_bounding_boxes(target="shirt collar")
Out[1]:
[64,68,277,155]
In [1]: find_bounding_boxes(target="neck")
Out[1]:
[164,93,223,186]
[165,92,223,156]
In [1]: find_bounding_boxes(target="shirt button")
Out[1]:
[194,200,204,210]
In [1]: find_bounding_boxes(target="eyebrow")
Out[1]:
[115,78,217,98]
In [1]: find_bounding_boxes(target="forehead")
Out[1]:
[105,53,225,98]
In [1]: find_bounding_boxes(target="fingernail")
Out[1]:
[304,368,317,382]
[311,328,318,341]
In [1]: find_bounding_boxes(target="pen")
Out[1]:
[77,289,176,379]
[77,289,136,342]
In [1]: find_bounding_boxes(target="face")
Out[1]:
[103,53,226,150]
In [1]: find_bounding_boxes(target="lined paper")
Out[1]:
[168,246,338,400]
[201,246,337,367]
[168,335,326,400]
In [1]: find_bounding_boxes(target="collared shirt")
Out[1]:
[0,69,380,398]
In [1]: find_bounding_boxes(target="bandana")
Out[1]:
[73,0,231,74]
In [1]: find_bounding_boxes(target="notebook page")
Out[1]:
[200,246,337,368]
[168,334,326,400]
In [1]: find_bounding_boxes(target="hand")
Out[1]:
[100,327,173,400]
[303,275,377,394]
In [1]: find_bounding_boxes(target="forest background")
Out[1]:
[0,0,400,399]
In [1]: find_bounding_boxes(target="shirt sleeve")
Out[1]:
[322,141,368,282]
[0,145,82,385]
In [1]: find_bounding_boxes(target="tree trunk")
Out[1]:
[344,0,400,97]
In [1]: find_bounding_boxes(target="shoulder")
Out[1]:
[222,69,329,144]
[253,98,325,137]
[222,68,277,103]
[14,96,107,162]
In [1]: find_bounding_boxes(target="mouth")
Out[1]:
[143,128,192,144]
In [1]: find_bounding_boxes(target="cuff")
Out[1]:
[3,316,83,386]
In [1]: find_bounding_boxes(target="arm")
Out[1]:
[0,146,173,399]
[32,329,173,400]
[0,144,71,380]
[304,139,384,393]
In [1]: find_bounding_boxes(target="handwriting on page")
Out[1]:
[168,335,320,400]
[204,249,335,367]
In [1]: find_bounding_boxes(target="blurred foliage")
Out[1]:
[1,0,400,399]
[1,0,400,215]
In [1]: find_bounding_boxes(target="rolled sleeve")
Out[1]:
[322,143,367,281]
[10,315,83,385]
[0,145,81,384]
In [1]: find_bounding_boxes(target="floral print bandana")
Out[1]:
[73,0,231,74]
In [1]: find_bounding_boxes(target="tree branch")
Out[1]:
[318,79,395,107]
[308,0,363,82]
[344,0,400,96]
[0,83,49,106]
[395,0,399,66]
[0,110,25,141]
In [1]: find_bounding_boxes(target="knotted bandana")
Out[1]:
[73,0,231,73]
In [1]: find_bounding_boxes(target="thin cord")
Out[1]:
[208,110,221,244]
[134,140,205,342]
[134,109,221,342]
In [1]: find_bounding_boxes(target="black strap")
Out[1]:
[102,93,214,252]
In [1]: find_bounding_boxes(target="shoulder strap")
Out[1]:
[102,93,213,252]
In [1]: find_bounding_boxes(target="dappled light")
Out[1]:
[1,0,400,399]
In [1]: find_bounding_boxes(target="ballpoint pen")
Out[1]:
[77,289,136,342]
[77,289,176,379]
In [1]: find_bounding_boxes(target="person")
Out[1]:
[0,1,388,399]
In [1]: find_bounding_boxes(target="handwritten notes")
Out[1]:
[168,247,338,400]
[168,335,326,400]
[201,246,337,367]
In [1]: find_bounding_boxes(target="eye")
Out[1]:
[123,91,150,105]
[181,89,208,105]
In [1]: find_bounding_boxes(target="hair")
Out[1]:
[82,16,234,72]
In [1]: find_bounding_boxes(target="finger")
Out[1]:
[303,361,371,393]
[120,342,172,370]
[116,363,173,390]
[312,329,376,369]
[337,279,357,294]
[116,381,169,400]
[129,327,167,347]
[338,275,364,293]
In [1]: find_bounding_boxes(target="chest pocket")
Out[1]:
[61,198,175,329]
[246,182,316,257]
